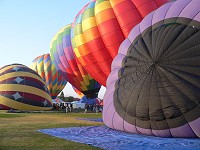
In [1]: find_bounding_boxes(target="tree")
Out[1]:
[66,96,75,102]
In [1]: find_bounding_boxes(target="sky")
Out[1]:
[0,0,106,99]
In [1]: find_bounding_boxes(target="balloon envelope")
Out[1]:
[72,0,169,86]
[0,64,52,110]
[30,53,67,99]
[103,0,200,138]
[50,24,101,98]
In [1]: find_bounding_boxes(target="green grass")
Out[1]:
[0,112,103,150]
[0,113,26,118]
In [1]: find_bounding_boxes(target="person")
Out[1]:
[95,103,99,114]
[53,103,56,110]
[84,103,89,113]
[69,103,73,112]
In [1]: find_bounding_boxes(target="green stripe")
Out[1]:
[82,8,95,21]
[95,0,106,5]
[74,24,83,36]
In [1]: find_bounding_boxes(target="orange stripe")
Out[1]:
[83,27,101,43]
[96,9,116,25]
[110,0,126,7]
[77,44,90,56]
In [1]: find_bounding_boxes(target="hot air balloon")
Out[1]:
[71,0,169,86]
[103,0,200,138]
[0,64,52,110]
[30,54,67,99]
[72,86,84,98]
[50,24,101,99]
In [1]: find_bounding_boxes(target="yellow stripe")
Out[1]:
[83,27,100,43]
[0,65,23,74]
[80,82,87,91]
[82,17,96,32]
[74,48,81,57]
[95,1,111,15]
[77,57,86,66]
[0,84,51,101]
[46,61,51,67]
[82,74,89,86]
[110,0,125,7]
[31,63,38,72]
[0,95,51,111]
[74,34,86,47]
[0,72,44,84]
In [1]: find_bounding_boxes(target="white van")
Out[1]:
[72,102,86,109]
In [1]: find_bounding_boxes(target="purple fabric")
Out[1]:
[189,117,200,137]
[179,0,200,19]
[60,55,69,68]
[56,43,65,57]
[165,0,190,19]
[38,126,200,150]
[152,2,173,24]
[64,46,74,61]
[170,123,197,138]
[111,54,125,70]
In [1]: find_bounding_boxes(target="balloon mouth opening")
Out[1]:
[82,88,101,99]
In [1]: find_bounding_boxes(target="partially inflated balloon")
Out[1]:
[50,24,101,98]
[0,64,52,110]
[30,54,67,99]
[72,0,169,86]
[103,0,200,138]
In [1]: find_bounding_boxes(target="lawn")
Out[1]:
[0,112,104,150]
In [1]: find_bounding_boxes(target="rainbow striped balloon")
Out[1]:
[0,64,52,110]
[30,54,67,99]
[72,0,169,86]
[50,24,101,98]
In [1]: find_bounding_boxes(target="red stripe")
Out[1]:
[0,104,13,110]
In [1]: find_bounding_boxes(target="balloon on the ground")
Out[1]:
[79,95,96,105]
[71,0,169,86]
[0,64,52,110]
[50,24,101,98]
[30,53,67,99]
[72,86,84,98]
[103,0,200,138]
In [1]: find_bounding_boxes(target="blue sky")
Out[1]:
[0,0,106,98]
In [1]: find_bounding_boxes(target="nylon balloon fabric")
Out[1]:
[72,0,169,86]
[50,24,101,98]
[72,86,84,98]
[0,64,52,110]
[103,0,200,138]
[30,54,67,99]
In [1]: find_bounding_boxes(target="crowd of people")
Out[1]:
[52,102,73,112]
[52,98,103,114]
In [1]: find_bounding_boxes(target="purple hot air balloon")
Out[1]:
[103,0,200,138]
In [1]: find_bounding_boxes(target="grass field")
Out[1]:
[0,112,104,150]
